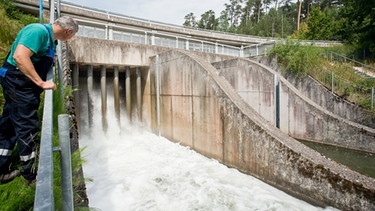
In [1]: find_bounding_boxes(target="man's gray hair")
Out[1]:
[54,16,79,34]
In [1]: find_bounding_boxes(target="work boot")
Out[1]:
[0,170,20,184]
[26,178,36,186]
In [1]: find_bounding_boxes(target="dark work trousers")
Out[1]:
[0,59,48,181]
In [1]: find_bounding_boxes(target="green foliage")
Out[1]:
[0,177,35,210]
[183,12,198,28]
[339,0,375,59]
[184,0,374,60]
[299,7,339,40]
[271,40,375,109]
[198,10,218,30]
[270,39,324,78]
[0,0,38,60]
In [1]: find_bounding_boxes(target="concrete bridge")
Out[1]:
[15,0,375,210]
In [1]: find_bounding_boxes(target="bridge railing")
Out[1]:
[74,19,272,58]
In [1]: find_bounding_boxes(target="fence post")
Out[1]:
[372,87,374,111]
[58,114,74,211]
[331,72,335,94]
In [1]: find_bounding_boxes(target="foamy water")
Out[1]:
[79,92,339,211]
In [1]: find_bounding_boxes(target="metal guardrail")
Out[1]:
[311,51,375,111]
[33,1,55,210]
[33,70,54,211]
[74,20,274,58]
[327,51,375,72]
[33,1,74,210]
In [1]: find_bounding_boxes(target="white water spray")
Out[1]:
[79,88,339,211]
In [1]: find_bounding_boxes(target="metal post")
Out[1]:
[101,66,108,131]
[39,0,43,23]
[34,3,56,210]
[49,0,55,23]
[57,43,63,101]
[136,67,142,121]
[331,72,335,94]
[275,75,280,128]
[56,0,61,18]
[34,79,54,211]
[125,67,131,121]
[58,114,73,211]
[72,64,80,132]
[372,87,374,111]
[55,0,63,101]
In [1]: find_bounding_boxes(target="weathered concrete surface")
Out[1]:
[259,56,375,129]
[212,58,375,154]
[67,37,235,67]
[143,50,375,210]
[67,38,375,210]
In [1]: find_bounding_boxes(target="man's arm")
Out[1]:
[12,44,56,90]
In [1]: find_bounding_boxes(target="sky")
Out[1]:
[78,87,339,211]
[63,0,228,26]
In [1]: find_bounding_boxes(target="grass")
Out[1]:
[270,40,375,111]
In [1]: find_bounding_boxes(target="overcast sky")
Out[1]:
[63,0,228,26]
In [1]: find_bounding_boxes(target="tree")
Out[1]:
[217,10,231,32]
[225,0,244,27]
[297,0,302,32]
[183,12,198,28]
[299,6,336,40]
[339,0,375,59]
[198,10,218,30]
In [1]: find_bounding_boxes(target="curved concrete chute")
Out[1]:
[213,57,375,154]
[145,49,375,210]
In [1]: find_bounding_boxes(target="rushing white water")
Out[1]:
[80,91,339,211]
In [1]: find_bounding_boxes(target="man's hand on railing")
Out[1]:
[40,81,57,90]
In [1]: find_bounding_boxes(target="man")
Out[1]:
[0,16,79,184]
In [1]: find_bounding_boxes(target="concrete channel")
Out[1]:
[66,37,375,210]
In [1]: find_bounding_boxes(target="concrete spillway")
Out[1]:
[67,38,375,210]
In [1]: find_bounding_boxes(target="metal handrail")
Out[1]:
[34,1,74,210]
[33,71,54,211]
[33,0,55,209]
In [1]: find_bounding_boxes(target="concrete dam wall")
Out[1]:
[67,38,375,210]
[212,58,375,154]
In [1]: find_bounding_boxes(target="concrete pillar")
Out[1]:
[87,65,93,128]
[101,66,108,131]
[155,55,160,135]
[113,66,120,123]
[108,26,113,40]
[125,67,131,121]
[151,31,155,45]
[136,67,142,121]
